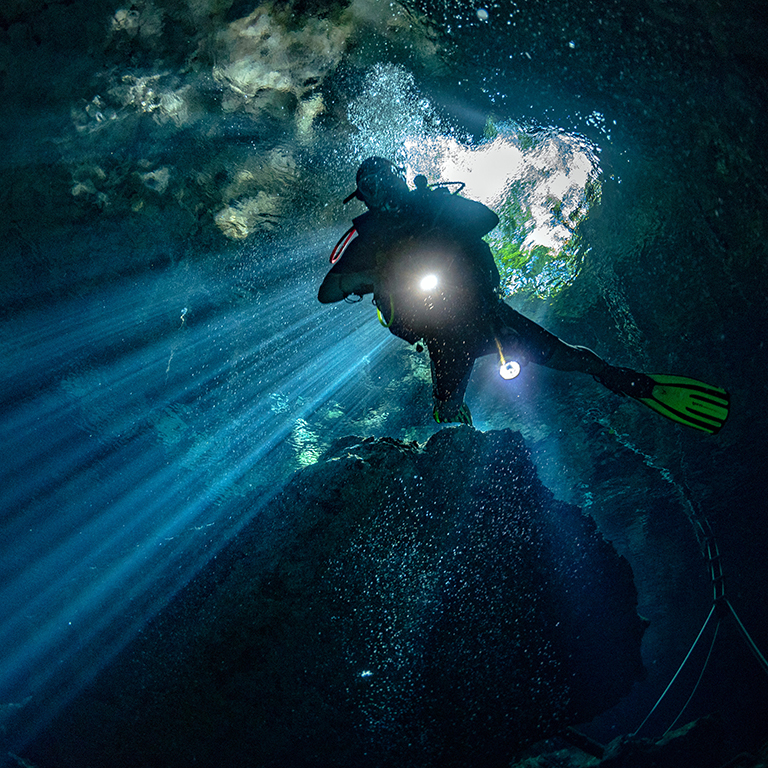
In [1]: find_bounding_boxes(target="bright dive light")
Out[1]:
[500,360,521,380]
[420,274,438,292]
[495,336,521,380]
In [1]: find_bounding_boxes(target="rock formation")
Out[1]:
[27,428,646,768]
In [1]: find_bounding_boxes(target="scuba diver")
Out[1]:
[318,157,730,434]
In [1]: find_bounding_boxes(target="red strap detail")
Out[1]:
[329,226,357,264]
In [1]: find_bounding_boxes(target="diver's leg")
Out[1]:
[490,300,662,399]
[427,339,475,426]
[493,301,610,376]
[522,334,645,395]
[543,341,608,375]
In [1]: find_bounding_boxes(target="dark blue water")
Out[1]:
[1,0,767,763]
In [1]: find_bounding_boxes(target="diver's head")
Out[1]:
[347,157,409,213]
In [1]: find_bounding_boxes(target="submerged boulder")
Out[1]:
[29,427,646,768]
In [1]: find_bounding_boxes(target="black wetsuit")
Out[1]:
[321,187,560,411]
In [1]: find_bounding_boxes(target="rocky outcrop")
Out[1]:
[514,714,742,768]
[26,427,646,768]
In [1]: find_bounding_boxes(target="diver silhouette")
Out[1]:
[318,157,729,433]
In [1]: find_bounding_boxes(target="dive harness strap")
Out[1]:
[330,226,357,264]
[375,294,395,328]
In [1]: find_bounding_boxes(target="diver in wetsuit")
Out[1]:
[318,157,730,433]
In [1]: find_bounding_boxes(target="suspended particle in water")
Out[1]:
[477,8,489,22]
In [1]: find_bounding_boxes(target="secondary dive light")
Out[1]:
[500,359,521,380]
[495,337,521,380]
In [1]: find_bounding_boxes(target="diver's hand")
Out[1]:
[318,271,374,303]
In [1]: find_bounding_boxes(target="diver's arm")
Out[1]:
[318,270,375,303]
[319,225,377,303]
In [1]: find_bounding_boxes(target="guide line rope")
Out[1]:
[602,423,768,737]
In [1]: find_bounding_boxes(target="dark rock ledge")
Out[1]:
[27,427,647,768]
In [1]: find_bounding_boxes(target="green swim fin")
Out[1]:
[597,368,730,435]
